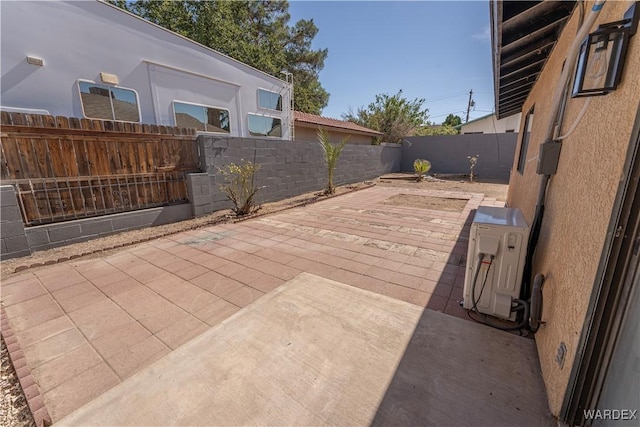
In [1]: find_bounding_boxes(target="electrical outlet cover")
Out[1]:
[478,234,500,256]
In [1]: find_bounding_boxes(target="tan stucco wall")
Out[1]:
[506,1,640,416]
[294,125,374,145]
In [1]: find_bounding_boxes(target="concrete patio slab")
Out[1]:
[1,186,521,422]
[57,273,552,426]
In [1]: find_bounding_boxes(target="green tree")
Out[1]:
[112,0,329,114]
[416,124,459,136]
[443,114,462,127]
[342,90,429,144]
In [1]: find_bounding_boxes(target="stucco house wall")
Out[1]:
[506,0,640,416]
[294,126,373,145]
[0,1,292,139]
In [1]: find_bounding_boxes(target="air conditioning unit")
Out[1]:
[463,207,529,321]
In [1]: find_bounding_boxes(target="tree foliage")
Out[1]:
[443,114,462,127]
[342,90,429,144]
[416,124,459,136]
[112,0,329,114]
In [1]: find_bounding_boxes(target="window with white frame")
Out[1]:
[173,101,230,133]
[258,89,283,111]
[78,81,140,122]
[247,114,282,137]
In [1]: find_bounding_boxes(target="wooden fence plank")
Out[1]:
[1,111,12,125]
[74,140,90,176]
[0,141,8,181]
[42,115,57,128]
[1,115,199,225]
[60,141,77,178]
[56,116,70,129]
[47,137,69,178]
[107,140,122,174]
[30,137,49,178]
[3,139,25,179]
[14,138,36,179]
[69,117,82,129]
[121,141,136,174]
[95,139,111,176]
[11,113,27,126]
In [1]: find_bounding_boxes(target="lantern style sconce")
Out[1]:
[572,2,638,97]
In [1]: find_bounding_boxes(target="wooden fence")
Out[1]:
[0,112,200,226]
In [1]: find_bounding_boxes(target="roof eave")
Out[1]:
[491,0,503,119]
[492,1,576,119]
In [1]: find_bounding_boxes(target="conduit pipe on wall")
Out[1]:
[523,0,605,310]
[544,0,606,140]
[557,98,593,140]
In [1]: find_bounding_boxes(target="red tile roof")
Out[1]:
[294,111,382,136]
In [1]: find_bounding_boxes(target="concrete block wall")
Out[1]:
[23,205,192,253]
[198,136,402,211]
[1,185,31,260]
[186,173,214,217]
[402,133,518,180]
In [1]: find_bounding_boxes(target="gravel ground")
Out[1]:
[376,173,509,201]
[0,175,509,424]
[0,336,36,427]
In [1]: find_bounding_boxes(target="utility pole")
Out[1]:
[465,89,475,123]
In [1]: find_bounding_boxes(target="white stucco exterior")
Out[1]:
[0,1,292,139]
[459,113,521,134]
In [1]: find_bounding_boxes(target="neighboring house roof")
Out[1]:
[454,113,494,129]
[491,1,576,118]
[294,111,383,136]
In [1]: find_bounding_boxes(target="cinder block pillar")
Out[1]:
[1,185,31,260]
[186,173,214,217]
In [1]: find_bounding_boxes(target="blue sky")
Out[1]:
[288,1,495,124]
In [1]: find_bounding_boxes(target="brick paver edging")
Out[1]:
[9,183,376,274]
[1,305,52,427]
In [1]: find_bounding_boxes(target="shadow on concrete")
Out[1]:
[425,208,473,317]
[372,208,553,426]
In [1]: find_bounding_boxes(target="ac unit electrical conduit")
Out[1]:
[522,1,606,330]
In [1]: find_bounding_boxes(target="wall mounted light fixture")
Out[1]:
[100,72,119,85]
[572,2,638,97]
[26,56,44,66]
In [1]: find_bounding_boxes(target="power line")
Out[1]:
[430,110,467,119]
[424,92,468,103]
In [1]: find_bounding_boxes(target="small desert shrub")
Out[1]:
[413,159,431,182]
[467,154,479,182]
[218,160,261,216]
[318,129,348,194]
